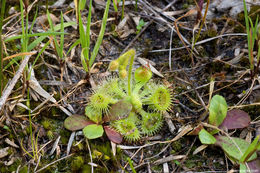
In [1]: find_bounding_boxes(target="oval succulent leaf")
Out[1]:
[103,99,132,122]
[83,124,104,139]
[104,126,123,144]
[219,109,251,130]
[198,128,216,144]
[209,95,228,126]
[64,115,94,131]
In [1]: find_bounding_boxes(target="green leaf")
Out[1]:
[59,11,64,59]
[79,0,87,10]
[103,99,132,122]
[85,106,102,123]
[240,163,247,173]
[89,0,110,67]
[239,136,260,163]
[215,136,257,162]
[83,124,104,139]
[209,95,228,126]
[198,129,216,144]
[64,115,94,131]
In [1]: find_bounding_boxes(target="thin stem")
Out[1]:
[0,0,6,96]
[127,53,134,96]
[112,0,118,12]
[121,0,125,20]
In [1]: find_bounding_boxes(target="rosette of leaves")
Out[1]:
[64,49,173,143]
[188,95,260,172]
[64,99,132,144]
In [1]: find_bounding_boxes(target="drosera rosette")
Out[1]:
[140,111,163,136]
[89,88,118,114]
[143,84,172,113]
[99,77,127,99]
[64,49,173,144]
[112,112,141,142]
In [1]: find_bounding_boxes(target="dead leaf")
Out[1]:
[0,147,9,159]
[5,138,19,148]
[137,57,164,77]
[36,14,59,27]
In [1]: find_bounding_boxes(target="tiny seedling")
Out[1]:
[243,0,260,78]
[64,49,172,143]
[136,19,146,34]
[189,95,260,172]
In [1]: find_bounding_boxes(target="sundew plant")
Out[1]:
[65,49,173,142]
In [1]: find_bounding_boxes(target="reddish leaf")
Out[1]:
[219,109,251,130]
[188,124,204,135]
[104,126,123,144]
[248,159,260,173]
[103,99,132,122]
[64,115,94,131]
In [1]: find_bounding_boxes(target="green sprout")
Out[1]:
[136,19,146,34]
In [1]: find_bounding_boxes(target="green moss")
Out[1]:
[47,130,54,140]
[172,140,182,151]
[60,129,71,144]
[249,5,260,22]
[82,164,92,173]
[0,158,23,172]
[71,156,85,171]
[19,166,28,173]
[41,119,52,130]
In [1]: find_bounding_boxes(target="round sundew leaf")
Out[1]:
[83,124,104,139]
[219,109,251,130]
[64,115,94,131]
[198,129,216,144]
[209,95,228,126]
[134,66,152,84]
[103,99,132,122]
[104,126,123,144]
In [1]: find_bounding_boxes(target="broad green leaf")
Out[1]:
[215,136,257,162]
[64,115,94,131]
[83,124,104,139]
[240,163,247,173]
[198,129,216,144]
[209,95,228,126]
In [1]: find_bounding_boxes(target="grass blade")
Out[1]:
[85,0,92,63]
[89,0,110,67]
[47,10,60,58]
[60,11,64,59]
